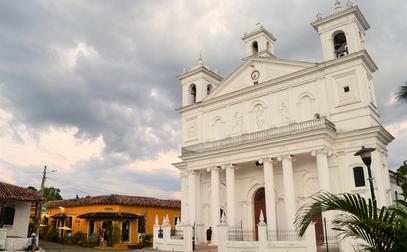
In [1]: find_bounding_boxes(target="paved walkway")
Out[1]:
[39,241,217,252]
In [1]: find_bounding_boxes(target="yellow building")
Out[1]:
[45,194,180,248]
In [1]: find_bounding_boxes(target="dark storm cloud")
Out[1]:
[0,0,406,197]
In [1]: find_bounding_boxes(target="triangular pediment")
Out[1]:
[205,57,315,99]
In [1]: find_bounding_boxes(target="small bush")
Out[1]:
[63,232,86,245]
[47,227,59,242]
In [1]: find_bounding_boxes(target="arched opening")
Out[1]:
[102,220,113,246]
[266,41,270,51]
[333,31,348,58]
[121,219,130,242]
[253,187,266,240]
[252,41,259,55]
[189,84,197,104]
[207,84,213,95]
[88,219,95,237]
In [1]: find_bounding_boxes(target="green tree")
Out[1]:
[396,83,407,102]
[27,186,37,191]
[43,187,63,201]
[295,192,407,251]
[394,160,407,200]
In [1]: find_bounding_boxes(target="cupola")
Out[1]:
[241,23,276,58]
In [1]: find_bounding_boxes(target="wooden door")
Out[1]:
[313,213,324,246]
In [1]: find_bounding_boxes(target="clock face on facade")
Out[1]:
[251,70,260,81]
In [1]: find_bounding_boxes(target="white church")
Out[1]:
[168,1,394,251]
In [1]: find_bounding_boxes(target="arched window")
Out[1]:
[353,166,366,187]
[189,84,197,104]
[252,41,259,54]
[121,219,130,242]
[207,84,213,95]
[333,31,348,58]
[266,41,270,51]
[138,216,146,234]
[88,220,95,236]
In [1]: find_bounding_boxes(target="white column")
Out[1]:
[210,166,220,245]
[280,155,296,230]
[261,158,277,231]
[188,171,197,225]
[180,172,188,224]
[312,150,331,192]
[371,151,386,207]
[224,164,236,227]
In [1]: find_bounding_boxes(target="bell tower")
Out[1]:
[312,0,370,61]
[178,55,223,107]
[241,23,276,58]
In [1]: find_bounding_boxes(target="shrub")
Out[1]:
[47,227,59,242]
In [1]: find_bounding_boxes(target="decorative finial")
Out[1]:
[334,0,342,13]
[259,210,265,224]
[256,22,263,30]
[197,51,204,67]
[154,215,159,225]
[165,214,170,225]
[346,0,353,8]
[316,12,323,20]
[162,216,166,225]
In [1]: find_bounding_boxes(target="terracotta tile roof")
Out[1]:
[0,181,41,202]
[46,194,180,209]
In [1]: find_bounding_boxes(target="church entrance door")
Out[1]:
[313,213,324,246]
[253,187,266,240]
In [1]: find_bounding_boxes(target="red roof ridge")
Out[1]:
[0,181,41,202]
[46,194,180,209]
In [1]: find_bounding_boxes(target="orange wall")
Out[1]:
[45,204,180,245]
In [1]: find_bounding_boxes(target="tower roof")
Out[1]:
[241,23,276,42]
[311,5,370,31]
[178,54,223,81]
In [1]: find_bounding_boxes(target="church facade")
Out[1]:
[173,1,394,248]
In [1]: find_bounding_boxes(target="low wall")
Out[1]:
[152,217,193,252]
[5,237,30,251]
[219,222,317,252]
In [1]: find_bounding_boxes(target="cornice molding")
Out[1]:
[311,6,370,31]
[177,50,376,113]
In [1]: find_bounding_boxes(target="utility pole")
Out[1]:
[34,166,46,246]
[34,166,56,246]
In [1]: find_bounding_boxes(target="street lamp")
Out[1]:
[354,146,376,201]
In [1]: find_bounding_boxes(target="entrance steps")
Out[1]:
[195,244,218,251]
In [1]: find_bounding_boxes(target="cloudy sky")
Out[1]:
[0,0,406,200]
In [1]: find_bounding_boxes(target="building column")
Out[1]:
[224,164,236,227]
[279,155,296,230]
[180,172,188,224]
[260,157,277,231]
[210,166,220,245]
[188,170,197,225]
[312,150,331,192]
[371,151,386,207]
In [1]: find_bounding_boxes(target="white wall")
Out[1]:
[4,201,31,238]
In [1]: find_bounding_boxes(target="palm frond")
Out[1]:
[295,192,401,251]
[396,83,407,102]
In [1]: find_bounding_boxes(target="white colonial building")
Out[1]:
[171,1,394,251]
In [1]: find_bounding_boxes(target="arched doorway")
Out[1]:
[102,220,113,246]
[253,187,266,240]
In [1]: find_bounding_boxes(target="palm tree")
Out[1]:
[396,83,407,102]
[295,192,407,251]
